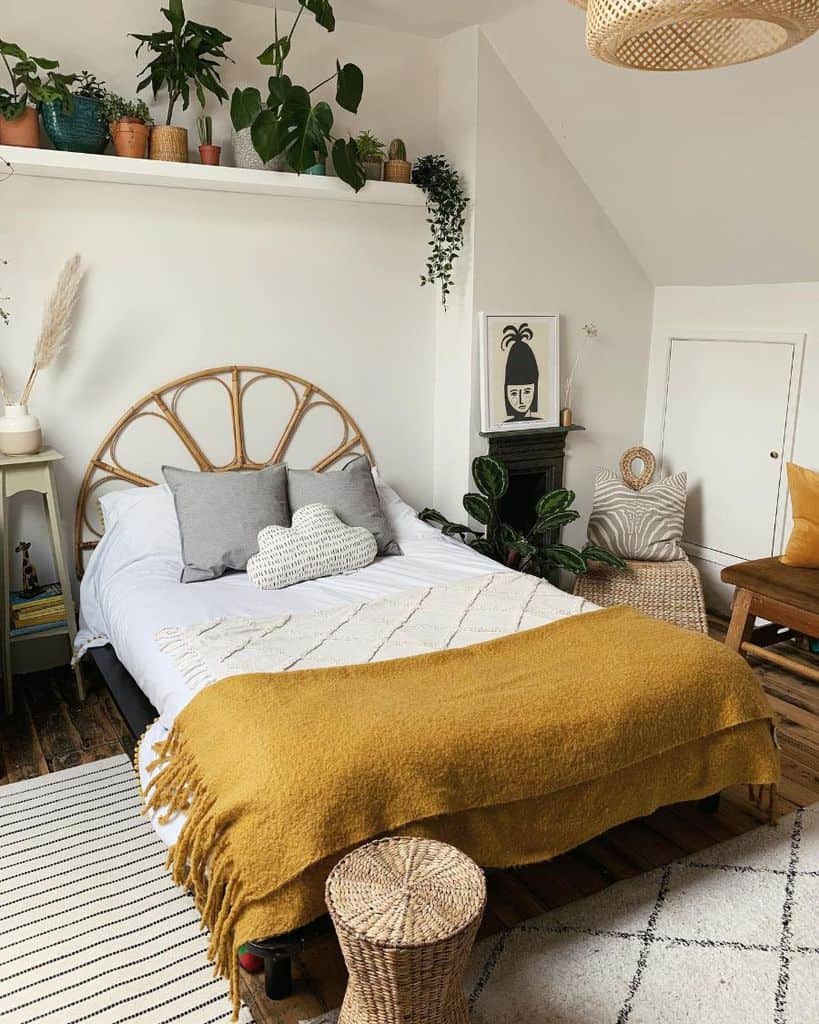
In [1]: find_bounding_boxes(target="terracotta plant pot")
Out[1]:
[110,119,151,158]
[0,105,40,148]
[150,124,188,163]
[198,143,221,166]
[383,159,412,184]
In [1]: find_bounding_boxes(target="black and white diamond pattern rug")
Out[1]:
[306,806,819,1024]
[0,755,253,1024]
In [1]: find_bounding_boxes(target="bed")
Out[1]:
[74,365,779,1013]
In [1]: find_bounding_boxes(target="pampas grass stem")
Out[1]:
[20,254,83,406]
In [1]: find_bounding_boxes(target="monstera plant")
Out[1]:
[230,0,365,190]
[420,455,625,578]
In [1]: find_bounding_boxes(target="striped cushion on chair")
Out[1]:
[587,469,687,561]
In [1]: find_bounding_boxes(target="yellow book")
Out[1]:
[13,600,64,620]
[12,607,65,627]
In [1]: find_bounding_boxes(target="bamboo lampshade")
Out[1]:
[569,0,819,69]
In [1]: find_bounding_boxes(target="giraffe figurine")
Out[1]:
[15,541,42,598]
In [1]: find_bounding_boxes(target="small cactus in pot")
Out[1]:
[197,114,221,165]
[384,138,412,183]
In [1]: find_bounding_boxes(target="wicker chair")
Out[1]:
[326,836,486,1024]
[573,557,708,633]
[574,446,708,633]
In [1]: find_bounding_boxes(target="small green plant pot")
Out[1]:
[41,96,108,154]
[305,162,326,175]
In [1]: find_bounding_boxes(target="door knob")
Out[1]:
[770,451,780,459]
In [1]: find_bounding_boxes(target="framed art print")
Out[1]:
[480,313,560,433]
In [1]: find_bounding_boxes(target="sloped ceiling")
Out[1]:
[239,0,531,37]
[484,2,819,285]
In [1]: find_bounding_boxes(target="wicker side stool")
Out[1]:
[573,557,708,633]
[326,836,486,1024]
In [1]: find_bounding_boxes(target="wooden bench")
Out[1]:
[721,557,819,684]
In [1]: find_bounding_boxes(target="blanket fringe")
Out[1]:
[154,629,215,692]
[144,723,246,1021]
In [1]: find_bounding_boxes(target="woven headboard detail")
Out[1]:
[74,365,373,577]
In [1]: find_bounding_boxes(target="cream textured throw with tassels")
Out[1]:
[155,572,594,696]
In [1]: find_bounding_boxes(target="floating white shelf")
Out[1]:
[0,145,425,208]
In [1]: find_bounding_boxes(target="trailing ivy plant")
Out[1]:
[230,0,365,191]
[420,455,625,578]
[0,39,75,121]
[412,154,468,310]
[131,0,233,126]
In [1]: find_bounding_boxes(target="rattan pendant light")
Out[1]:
[570,0,819,70]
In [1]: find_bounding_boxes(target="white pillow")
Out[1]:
[247,503,377,590]
[371,468,441,544]
[99,484,182,558]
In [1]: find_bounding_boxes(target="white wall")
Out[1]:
[430,28,480,516]
[644,283,819,609]
[485,2,819,287]
[470,34,654,547]
[2,0,439,597]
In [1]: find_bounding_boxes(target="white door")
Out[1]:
[660,336,800,564]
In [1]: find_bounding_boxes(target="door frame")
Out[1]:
[657,329,805,566]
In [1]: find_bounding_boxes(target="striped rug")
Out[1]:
[0,755,253,1024]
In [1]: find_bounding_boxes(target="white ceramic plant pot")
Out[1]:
[231,127,288,171]
[0,404,42,456]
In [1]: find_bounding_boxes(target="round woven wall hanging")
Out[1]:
[569,0,819,70]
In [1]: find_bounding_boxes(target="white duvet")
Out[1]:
[75,475,594,846]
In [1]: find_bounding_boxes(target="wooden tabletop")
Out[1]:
[721,556,819,612]
[0,448,62,468]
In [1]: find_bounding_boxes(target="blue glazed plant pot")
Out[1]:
[305,162,326,175]
[41,96,108,154]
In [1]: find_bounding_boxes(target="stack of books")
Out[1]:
[10,583,66,637]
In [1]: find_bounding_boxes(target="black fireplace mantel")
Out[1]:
[482,425,585,537]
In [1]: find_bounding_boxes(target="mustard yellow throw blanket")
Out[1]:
[145,606,778,1014]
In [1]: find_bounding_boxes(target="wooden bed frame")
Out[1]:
[75,363,725,1006]
[76,365,374,1000]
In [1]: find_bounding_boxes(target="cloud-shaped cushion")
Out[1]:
[247,503,378,590]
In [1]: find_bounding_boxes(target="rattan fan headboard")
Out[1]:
[74,365,373,577]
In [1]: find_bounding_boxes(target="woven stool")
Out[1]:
[573,557,708,633]
[326,836,486,1024]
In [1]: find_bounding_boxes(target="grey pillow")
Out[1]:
[163,464,289,583]
[587,469,688,561]
[287,455,399,555]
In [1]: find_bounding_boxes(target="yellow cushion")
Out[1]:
[781,462,819,568]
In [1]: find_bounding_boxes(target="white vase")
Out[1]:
[0,404,42,456]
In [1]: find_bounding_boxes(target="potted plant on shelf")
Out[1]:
[354,130,385,181]
[101,91,153,158]
[131,0,232,163]
[384,138,412,183]
[197,114,220,165]
[230,0,365,190]
[41,71,108,154]
[412,154,469,309]
[0,40,74,148]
